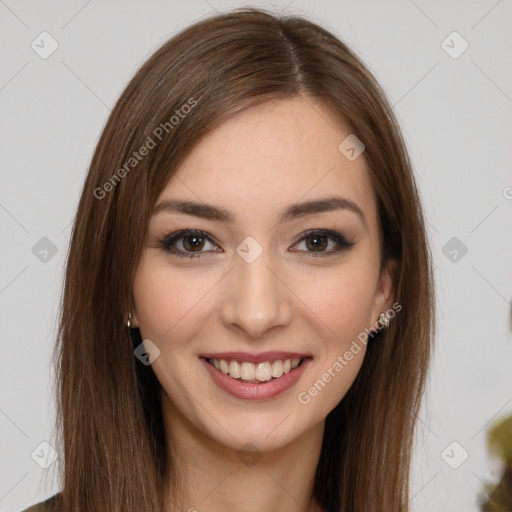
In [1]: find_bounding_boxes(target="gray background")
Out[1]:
[1,1,511,511]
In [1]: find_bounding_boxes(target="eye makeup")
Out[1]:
[157,228,355,259]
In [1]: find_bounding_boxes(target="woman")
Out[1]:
[24,7,434,512]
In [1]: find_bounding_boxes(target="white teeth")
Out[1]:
[219,360,229,374]
[255,362,272,381]
[229,360,241,379]
[240,362,255,380]
[208,357,303,382]
[271,360,283,377]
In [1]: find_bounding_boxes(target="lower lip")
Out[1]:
[200,357,311,400]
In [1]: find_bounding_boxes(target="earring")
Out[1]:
[378,312,389,329]
[127,312,132,329]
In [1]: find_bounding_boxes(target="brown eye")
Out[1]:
[159,230,219,258]
[304,234,329,252]
[182,234,206,252]
[291,229,354,256]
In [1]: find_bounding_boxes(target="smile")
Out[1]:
[207,357,302,382]
[199,354,312,400]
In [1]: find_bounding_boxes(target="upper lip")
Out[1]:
[200,351,312,364]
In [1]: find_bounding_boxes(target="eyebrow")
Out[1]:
[153,195,366,227]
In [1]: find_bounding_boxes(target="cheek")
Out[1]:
[300,255,379,343]
[295,260,378,412]
[132,257,217,345]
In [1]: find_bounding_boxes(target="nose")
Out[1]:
[221,251,294,339]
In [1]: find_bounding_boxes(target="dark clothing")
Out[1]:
[21,493,60,512]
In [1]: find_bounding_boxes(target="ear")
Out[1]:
[130,311,139,328]
[370,258,396,323]
[127,303,139,328]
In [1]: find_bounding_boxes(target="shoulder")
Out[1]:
[21,493,61,512]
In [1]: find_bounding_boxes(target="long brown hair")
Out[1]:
[55,7,435,511]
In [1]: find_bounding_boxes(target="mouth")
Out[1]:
[199,353,312,400]
[204,356,310,384]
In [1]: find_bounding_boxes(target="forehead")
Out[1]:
[157,96,378,227]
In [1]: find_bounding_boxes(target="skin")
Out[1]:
[131,95,395,512]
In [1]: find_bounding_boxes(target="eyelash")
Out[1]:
[158,229,354,259]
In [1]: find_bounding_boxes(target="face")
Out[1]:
[131,96,394,453]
